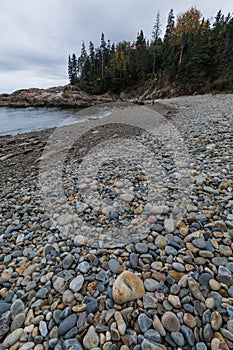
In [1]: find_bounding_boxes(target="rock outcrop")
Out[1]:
[0,85,118,108]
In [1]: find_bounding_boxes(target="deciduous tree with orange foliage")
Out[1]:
[170,7,202,64]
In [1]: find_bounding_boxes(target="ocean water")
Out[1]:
[0,106,112,136]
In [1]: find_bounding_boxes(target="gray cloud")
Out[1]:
[0,0,230,93]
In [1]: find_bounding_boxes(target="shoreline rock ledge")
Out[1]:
[0,85,118,108]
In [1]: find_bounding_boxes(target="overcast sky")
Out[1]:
[0,0,231,93]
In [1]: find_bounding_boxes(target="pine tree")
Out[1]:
[67,53,78,85]
[89,41,95,80]
[100,33,107,78]
[164,9,175,41]
[151,11,161,74]
[68,55,72,83]
[77,41,88,80]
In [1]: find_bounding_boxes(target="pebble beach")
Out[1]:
[0,94,233,350]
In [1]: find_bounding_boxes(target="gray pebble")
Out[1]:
[63,338,84,350]
[144,278,159,292]
[108,259,120,274]
[78,261,91,274]
[196,343,207,350]
[180,325,195,346]
[58,314,78,336]
[135,243,148,254]
[130,253,139,269]
[138,313,153,332]
[171,332,185,347]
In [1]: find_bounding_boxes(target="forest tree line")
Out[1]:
[68,8,233,95]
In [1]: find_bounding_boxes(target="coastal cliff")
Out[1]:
[0,85,118,108]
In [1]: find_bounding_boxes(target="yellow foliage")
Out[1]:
[171,7,202,44]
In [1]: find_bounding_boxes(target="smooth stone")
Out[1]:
[180,325,195,346]
[188,277,204,302]
[212,257,228,266]
[183,304,194,313]
[203,323,213,342]
[183,313,196,328]
[58,314,78,336]
[78,261,91,274]
[165,246,178,256]
[164,218,175,233]
[219,245,232,256]
[144,205,169,215]
[205,297,215,309]
[114,311,126,335]
[141,339,166,350]
[10,299,25,318]
[209,292,222,308]
[64,327,78,340]
[0,302,11,315]
[154,235,167,249]
[199,273,213,287]
[96,270,107,282]
[163,299,173,311]
[153,315,166,337]
[172,262,185,272]
[62,254,74,269]
[60,307,73,320]
[144,279,159,292]
[192,238,207,249]
[171,332,185,347]
[113,271,145,304]
[135,243,148,254]
[209,279,221,291]
[210,339,221,350]
[18,343,35,350]
[196,343,207,350]
[63,290,75,306]
[220,328,233,342]
[11,313,26,331]
[143,294,157,309]
[73,235,88,247]
[0,323,9,339]
[227,319,233,333]
[130,252,139,269]
[36,288,49,299]
[210,311,222,330]
[217,266,233,285]
[76,312,86,329]
[151,262,163,272]
[144,329,161,343]
[69,275,84,292]
[151,224,163,233]
[3,328,24,348]
[52,277,66,293]
[168,295,181,308]
[108,259,120,274]
[84,296,98,314]
[161,311,180,332]
[138,313,153,332]
[39,320,48,337]
[228,285,233,297]
[63,338,84,350]
[83,326,99,349]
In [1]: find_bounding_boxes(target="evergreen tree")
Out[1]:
[67,7,233,95]
[100,33,107,78]
[164,9,175,41]
[68,54,78,85]
[89,41,95,80]
[77,41,88,80]
[68,55,72,83]
[151,11,162,74]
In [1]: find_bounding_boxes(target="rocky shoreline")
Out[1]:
[0,86,118,109]
[0,94,233,350]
